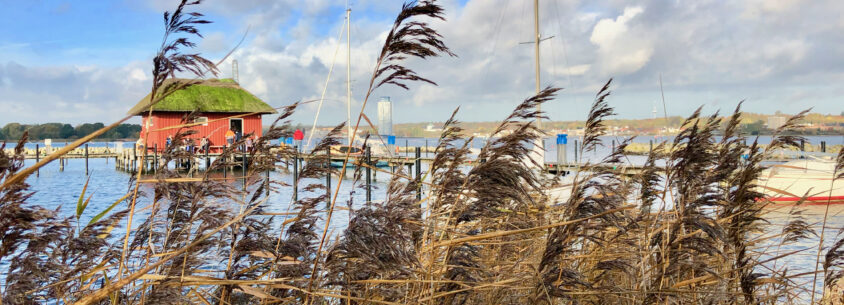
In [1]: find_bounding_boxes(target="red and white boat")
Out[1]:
[758,160,844,205]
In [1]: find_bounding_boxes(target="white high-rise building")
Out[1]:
[377,97,393,136]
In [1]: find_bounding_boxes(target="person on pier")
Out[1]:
[225,129,235,146]
[200,137,209,154]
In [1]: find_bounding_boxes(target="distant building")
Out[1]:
[768,116,787,129]
[377,97,393,136]
[425,123,442,132]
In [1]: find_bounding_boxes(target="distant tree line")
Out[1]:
[0,123,141,141]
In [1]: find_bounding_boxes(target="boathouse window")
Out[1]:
[194,117,209,126]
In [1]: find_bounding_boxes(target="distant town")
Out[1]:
[385,111,844,137]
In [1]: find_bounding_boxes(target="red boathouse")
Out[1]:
[127,78,276,153]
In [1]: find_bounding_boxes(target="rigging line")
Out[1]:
[659,73,669,128]
[488,0,510,56]
[306,14,348,148]
[552,0,574,91]
[518,0,528,51]
[477,0,511,103]
[549,22,557,86]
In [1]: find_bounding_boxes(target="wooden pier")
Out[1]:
[18,145,656,177]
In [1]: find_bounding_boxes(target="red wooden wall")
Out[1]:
[140,112,263,153]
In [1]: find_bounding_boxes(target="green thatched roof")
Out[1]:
[128,78,277,115]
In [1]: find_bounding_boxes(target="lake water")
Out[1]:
[9,135,844,300]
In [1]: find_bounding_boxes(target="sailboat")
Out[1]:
[313,7,389,168]
[517,0,573,204]
[758,159,844,205]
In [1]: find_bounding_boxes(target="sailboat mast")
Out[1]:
[346,8,353,145]
[534,0,541,129]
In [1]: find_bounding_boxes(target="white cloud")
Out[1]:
[589,6,653,75]
[5,0,844,126]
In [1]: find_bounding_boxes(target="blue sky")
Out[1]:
[1,0,842,126]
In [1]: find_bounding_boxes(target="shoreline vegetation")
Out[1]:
[6,114,842,145]
[0,122,141,141]
[3,1,844,305]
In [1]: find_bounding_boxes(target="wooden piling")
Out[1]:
[154,144,158,171]
[132,148,136,174]
[574,140,579,163]
[365,145,372,203]
[326,147,331,206]
[35,144,40,177]
[293,146,299,202]
[415,147,421,200]
[85,144,89,175]
[242,151,247,192]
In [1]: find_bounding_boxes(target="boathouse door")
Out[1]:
[230,118,243,141]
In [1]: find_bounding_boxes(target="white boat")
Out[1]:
[758,160,844,205]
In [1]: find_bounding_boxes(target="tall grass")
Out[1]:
[0,0,842,304]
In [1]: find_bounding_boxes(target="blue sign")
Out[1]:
[284,137,294,145]
[556,134,568,145]
[387,135,396,145]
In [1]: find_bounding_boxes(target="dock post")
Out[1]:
[132,148,137,174]
[800,139,805,152]
[293,146,299,202]
[60,156,64,172]
[425,139,429,158]
[365,145,371,203]
[35,144,40,177]
[556,134,568,166]
[649,140,653,153]
[415,147,421,200]
[152,143,160,172]
[223,145,228,178]
[242,151,247,192]
[821,141,826,153]
[326,147,331,206]
[205,147,210,170]
[405,139,409,157]
[154,144,158,172]
[611,139,615,152]
[85,144,89,175]
[265,167,270,196]
[574,140,579,164]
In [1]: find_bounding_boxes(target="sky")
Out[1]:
[0,0,842,126]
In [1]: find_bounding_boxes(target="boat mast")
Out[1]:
[533,0,545,164]
[346,7,353,145]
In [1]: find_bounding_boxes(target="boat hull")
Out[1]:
[758,160,844,205]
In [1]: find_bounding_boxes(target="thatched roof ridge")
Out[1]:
[127,78,277,115]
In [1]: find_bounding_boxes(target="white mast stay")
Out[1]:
[346,6,353,145]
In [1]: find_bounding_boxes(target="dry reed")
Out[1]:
[0,1,842,305]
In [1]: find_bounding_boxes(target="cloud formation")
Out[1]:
[2,0,843,125]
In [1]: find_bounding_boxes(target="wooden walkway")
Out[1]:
[20,147,657,177]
